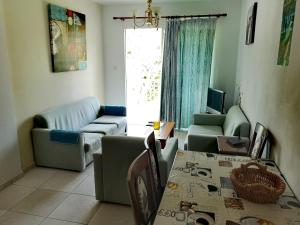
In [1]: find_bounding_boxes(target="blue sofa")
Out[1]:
[32,96,127,171]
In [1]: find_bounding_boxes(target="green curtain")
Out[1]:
[160,18,216,129]
[160,19,180,122]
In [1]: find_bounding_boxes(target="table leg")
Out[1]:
[170,128,174,137]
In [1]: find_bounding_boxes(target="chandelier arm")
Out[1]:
[133,16,146,29]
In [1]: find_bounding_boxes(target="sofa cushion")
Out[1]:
[82,133,103,152]
[188,125,223,136]
[92,116,127,128]
[80,124,118,135]
[34,96,100,130]
[82,133,103,165]
[223,106,249,136]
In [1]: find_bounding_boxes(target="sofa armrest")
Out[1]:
[32,128,85,171]
[100,105,127,117]
[187,134,218,153]
[239,122,250,138]
[159,137,178,187]
[193,113,226,126]
[50,130,80,144]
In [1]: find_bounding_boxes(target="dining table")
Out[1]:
[153,150,300,225]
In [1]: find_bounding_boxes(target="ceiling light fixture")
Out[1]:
[133,0,159,29]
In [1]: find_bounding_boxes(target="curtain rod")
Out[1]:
[161,13,227,19]
[113,13,227,21]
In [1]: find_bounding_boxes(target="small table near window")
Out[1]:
[217,136,249,156]
[126,121,175,148]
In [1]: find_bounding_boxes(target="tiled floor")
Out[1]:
[0,164,133,225]
[0,130,187,225]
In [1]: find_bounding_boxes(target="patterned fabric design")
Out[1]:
[137,175,151,224]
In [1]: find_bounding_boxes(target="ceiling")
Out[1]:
[93,0,201,5]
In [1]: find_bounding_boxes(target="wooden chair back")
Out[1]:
[144,131,162,189]
[249,122,268,159]
[127,150,159,225]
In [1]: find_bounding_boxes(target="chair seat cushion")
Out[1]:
[92,116,127,128]
[81,124,118,135]
[188,125,223,136]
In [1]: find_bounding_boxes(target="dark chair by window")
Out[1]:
[249,122,269,159]
[127,150,160,225]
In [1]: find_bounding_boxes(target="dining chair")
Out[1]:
[248,122,268,159]
[144,131,162,188]
[127,150,159,225]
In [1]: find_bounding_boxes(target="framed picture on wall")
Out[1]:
[245,2,258,45]
[277,0,297,66]
[48,4,87,72]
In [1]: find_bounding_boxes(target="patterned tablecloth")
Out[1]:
[153,150,300,225]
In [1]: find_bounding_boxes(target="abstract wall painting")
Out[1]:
[48,4,87,72]
[277,0,297,66]
[245,2,258,45]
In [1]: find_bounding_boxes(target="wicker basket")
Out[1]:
[230,162,286,203]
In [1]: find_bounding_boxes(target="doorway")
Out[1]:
[125,28,163,125]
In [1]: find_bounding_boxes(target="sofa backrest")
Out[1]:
[34,96,100,130]
[223,105,250,137]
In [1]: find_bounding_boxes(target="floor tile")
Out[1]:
[88,203,134,225]
[0,211,44,225]
[14,167,58,188]
[12,189,69,217]
[41,218,82,225]
[0,210,6,217]
[49,194,99,224]
[72,176,95,196]
[0,185,35,210]
[40,171,88,192]
[82,164,94,176]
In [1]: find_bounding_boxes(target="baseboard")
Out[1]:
[0,164,35,192]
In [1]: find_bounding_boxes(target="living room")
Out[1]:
[0,0,299,225]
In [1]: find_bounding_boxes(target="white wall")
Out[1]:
[236,0,300,197]
[0,0,22,187]
[3,0,104,170]
[102,0,242,109]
